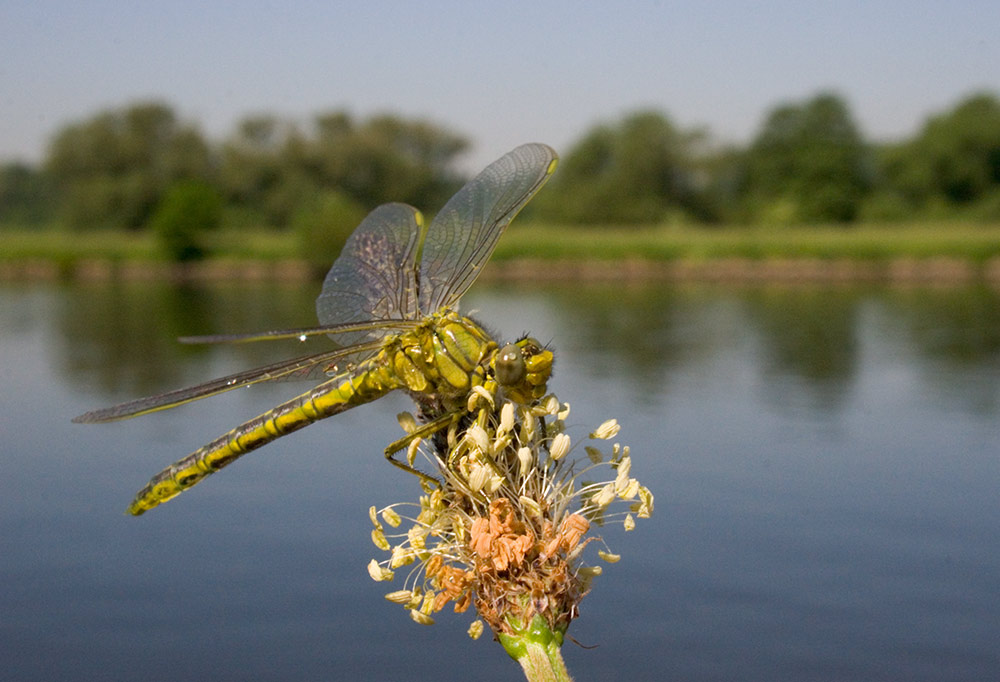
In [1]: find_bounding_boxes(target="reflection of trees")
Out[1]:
[59,282,209,396]
[55,281,1000,420]
[541,283,715,396]
[513,282,865,410]
[888,288,1000,363]
[57,282,320,399]
[742,288,860,411]
[883,287,1000,413]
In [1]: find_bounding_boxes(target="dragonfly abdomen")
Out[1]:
[126,364,398,515]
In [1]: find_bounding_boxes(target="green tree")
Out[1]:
[45,102,213,230]
[697,144,749,224]
[218,111,468,228]
[218,115,315,228]
[879,92,1000,218]
[536,110,708,224]
[0,162,56,226]
[739,92,873,224]
[150,180,223,261]
[291,190,367,275]
[311,112,468,208]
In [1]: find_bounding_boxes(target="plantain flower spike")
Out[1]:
[366,390,653,681]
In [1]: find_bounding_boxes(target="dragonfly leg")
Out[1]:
[383,411,462,486]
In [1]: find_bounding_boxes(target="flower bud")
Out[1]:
[549,432,571,461]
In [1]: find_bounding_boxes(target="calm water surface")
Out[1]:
[2,280,998,681]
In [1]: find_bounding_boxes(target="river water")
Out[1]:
[2,280,998,681]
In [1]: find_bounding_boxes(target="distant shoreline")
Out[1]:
[4,256,999,286]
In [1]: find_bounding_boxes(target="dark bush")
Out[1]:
[150,180,223,261]
[292,190,368,274]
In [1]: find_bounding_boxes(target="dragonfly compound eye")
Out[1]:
[495,343,526,386]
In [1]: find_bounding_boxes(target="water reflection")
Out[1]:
[5,280,1000,682]
[889,286,1000,365]
[542,283,721,395]
[56,281,319,398]
[882,287,1000,413]
[49,280,1000,418]
[58,282,214,395]
[743,288,861,411]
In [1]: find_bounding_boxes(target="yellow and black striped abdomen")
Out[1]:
[126,360,400,515]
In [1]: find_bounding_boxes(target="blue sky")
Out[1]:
[3,1,999,169]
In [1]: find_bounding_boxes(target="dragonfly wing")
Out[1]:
[178,319,418,345]
[315,203,423,343]
[418,143,557,313]
[71,342,382,423]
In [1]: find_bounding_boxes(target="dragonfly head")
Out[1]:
[493,337,553,404]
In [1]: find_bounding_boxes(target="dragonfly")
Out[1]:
[74,143,558,515]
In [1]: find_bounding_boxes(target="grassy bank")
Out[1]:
[0,228,296,263]
[3,222,1000,280]
[496,222,1000,263]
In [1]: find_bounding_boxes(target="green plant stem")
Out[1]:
[498,615,572,682]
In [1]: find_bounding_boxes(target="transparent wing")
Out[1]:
[418,143,557,313]
[315,203,424,344]
[71,342,382,423]
[178,319,418,345]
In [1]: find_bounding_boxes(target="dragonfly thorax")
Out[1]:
[383,312,552,413]
[383,311,496,403]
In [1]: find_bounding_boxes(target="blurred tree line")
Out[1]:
[2,90,999,256]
